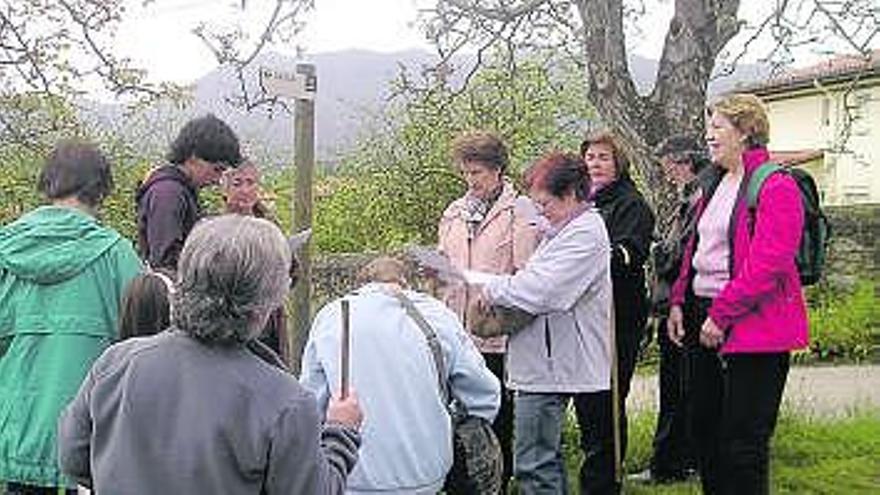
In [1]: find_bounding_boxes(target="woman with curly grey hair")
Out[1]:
[59,214,363,494]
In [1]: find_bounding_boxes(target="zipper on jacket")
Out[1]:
[726,170,751,278]
[544,319,552,358]
[572,311,587,350]
[463,236,472,330]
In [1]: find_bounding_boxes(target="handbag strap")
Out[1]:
[392,291,451,405]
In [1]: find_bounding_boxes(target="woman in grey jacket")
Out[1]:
[476,153,616,493]
[59,215,362,495]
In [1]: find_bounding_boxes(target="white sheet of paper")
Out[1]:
[406,245,465,283]
[462,269,502,286]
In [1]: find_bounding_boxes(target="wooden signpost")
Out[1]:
[260,62,317,371]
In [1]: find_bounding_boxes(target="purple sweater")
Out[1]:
[671,147,808,354]
[135,166,202,269]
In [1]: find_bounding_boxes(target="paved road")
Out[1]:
[628,364,880,417]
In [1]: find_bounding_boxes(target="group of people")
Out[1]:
[0,92,809,495]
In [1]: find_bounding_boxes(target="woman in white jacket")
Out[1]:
[476,152,616,494]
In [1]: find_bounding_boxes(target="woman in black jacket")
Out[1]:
[581,130,656,471]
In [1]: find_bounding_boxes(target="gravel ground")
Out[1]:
[628,364,880,417]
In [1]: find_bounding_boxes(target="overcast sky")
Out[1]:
[115,0,870,85]
[116,0,434,83]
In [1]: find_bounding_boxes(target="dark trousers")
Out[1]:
[484,353,514,492]
[687,297,790,495]
[4,483,75,495]
[573,391,619,494]
[649,317,696,479]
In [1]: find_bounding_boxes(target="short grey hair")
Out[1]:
[173,214,291,345]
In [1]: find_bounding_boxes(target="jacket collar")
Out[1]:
[136,165,199,202]
[590,175,635,204]
[543,202,590,240]
[468,180,519,232]
[742,147,771,174]
[700,146,770,200]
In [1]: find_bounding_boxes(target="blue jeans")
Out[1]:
[513,393,569,495]
[514,391,619,495]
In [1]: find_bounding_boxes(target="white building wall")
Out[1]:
[762,81,879,205]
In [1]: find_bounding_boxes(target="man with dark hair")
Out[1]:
[136,114,242,269]
[632,134,709,484]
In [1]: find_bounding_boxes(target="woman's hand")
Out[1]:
[471,286,491,314]
[327,390,363,431]
[667,305,685,347]
[699,317,725,349]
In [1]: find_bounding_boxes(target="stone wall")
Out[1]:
[309,250,439,309]
[307,204,880,308]
[824,204,880,281]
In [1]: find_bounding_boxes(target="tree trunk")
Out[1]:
[575,0,741,227]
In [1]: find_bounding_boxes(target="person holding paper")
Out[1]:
[474,152,616,493]
[301,257,500,495]
[437,131,539,490]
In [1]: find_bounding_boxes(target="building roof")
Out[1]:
[736,50,880,96]
[770,149,824,167]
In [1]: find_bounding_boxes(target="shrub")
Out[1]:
[803,279,880,363]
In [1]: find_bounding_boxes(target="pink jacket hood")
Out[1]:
[671,147,809,353]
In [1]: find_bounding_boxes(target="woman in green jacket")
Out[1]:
[0,142,142,494]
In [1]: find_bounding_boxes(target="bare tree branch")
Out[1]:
[420,0,876,219]
[441,0,551,22]
[194,0,314,112]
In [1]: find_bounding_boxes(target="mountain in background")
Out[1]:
[80,49,768,166]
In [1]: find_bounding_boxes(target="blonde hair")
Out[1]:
[709,94,770,148]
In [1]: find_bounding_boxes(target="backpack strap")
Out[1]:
[746,162,785,236]
[747,162,784,210]
[393,291,451,405]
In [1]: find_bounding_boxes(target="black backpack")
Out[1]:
[747,162,831,286]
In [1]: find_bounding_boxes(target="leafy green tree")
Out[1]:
[312,55,595,253]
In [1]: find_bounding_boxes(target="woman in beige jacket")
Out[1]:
[437,131,539,492]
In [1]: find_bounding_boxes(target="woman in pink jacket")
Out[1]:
[667,94,808,494]
[437,131,539,492]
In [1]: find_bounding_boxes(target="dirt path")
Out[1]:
[628,364,880,417]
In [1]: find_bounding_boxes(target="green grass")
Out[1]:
[559,407,880,494]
